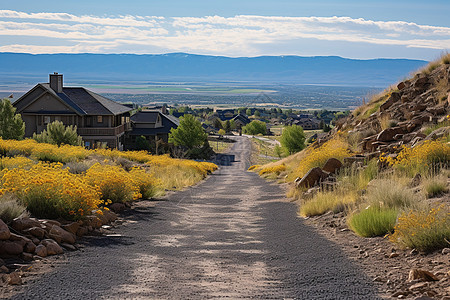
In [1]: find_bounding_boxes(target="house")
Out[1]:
[232,114,251,129]
[214,109,235,121]
[13,73,133,149]
[125,110,179,149]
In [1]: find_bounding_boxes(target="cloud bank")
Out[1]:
[0,10,448,58]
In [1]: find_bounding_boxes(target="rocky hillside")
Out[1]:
[334,56,449,156]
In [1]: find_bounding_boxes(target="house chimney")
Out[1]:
[49,72,63,93]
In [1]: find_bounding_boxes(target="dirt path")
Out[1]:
[9,137,379,299]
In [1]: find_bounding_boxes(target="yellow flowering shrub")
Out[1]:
[0,156,35,170]
[259,164,286,176]
[380,140,450,174]
[85,163,141,203]
[0,162,102,220]
[295,137,352,178]
[248,165,261,171]
[129,167,160,199]
[389,205,450,252]
[0,138,89,162]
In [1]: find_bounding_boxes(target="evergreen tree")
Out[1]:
[169,114,207,149]
[33,120,82,146]
[0,98,25,140]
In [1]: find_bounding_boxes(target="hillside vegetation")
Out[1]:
[250,54,450,253]
[0,138,217,222]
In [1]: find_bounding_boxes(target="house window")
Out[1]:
[44,116,51,125]
[97,116,103,123]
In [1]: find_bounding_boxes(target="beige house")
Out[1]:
[13,73,132,149]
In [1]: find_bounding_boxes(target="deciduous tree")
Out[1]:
[280,125,306,154]
[169,114,207,149]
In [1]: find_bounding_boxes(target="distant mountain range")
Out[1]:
[0,53,428,87]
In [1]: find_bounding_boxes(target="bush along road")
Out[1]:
[10,136,379,299]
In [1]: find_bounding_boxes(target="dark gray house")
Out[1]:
[126,110,180,149]
[13,73,133,149]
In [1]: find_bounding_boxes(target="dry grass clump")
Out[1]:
[390,205,450,252]
[423,174,448,198]
[366,179,418,209]
[0,194,28,223]
[299,191,357,217]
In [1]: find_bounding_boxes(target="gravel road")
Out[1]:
[11,136,379,299]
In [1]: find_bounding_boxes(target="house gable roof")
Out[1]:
[14,83,132,116]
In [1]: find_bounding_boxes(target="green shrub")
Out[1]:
[33,120,82,146]
[348,206,398,237]
[243,120,267,135]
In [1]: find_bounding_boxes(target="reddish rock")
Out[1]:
[24,241,36,254]
[49,225,76,244]
[0,241,23,256]
[0,219,10,240]
[9,233,31,247]
[21,252,33,261]
[34,244,47,257]
[408,269,439,282]
[22,227,45,239]
[61,222,80,236]
[322,158,343,174]
[41,239,63,255]
[7,272,22,285]
[84,216,102,229]
[376,127,405,142]
[76,226,89,237]
[109,203,126,213]
[11,218,40,232]
[380,92,401,112]
[296,167,327,189]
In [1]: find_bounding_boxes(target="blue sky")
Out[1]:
[1,0,449,60]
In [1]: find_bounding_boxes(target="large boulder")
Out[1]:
[322,158,343,174]
[11,218,41,232]
[0,241,23,256]
[296,167,327,189]
[380,92,401,112]
[61,222,80,236]
[41,239,63,255]
[376,127,405,142]
[0,219,10,240]
[34,244,47,257]
[49,225,76,245]
[22,227,45,240]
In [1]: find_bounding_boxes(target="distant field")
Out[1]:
[86,84,275,95]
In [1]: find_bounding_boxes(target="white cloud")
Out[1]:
[0,10,448,57]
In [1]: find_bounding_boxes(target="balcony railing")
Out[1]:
[77,123,130,136]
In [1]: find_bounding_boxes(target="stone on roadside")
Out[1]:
[296,167,327,189]
[49,225,76,244]
[442,248,450,255]
[7,272,22,285]
[322,158,343,174]
[34,244,47,257]
[109,203,126,213]
[23,227,46,240]
[61,222,80,236]
[76,226,89,237]
[0,241,23,256]
[11,218,41,232]
[0,219,10,240]
[41,239,63,255]
[408,269,439,282]
[24,241,36,254]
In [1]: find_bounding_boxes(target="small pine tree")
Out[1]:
[0,99,25,140]
[33,120,82,146]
